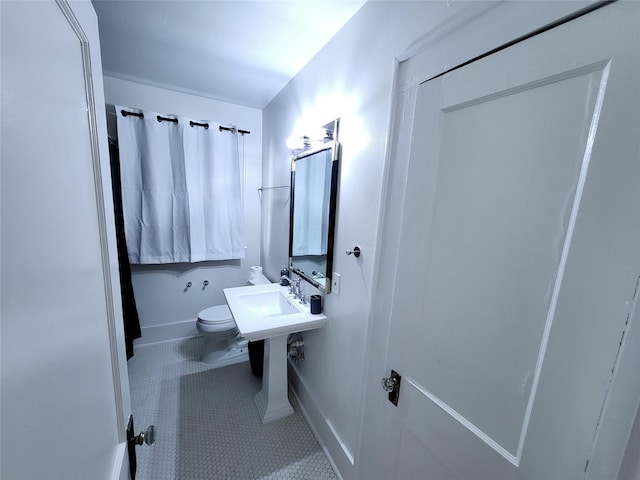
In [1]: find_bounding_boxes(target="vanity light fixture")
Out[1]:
[324,129,334,141]
[287,129,335,152]
[286,135,311,152]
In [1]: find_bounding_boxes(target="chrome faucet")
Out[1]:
[290,278,301,299]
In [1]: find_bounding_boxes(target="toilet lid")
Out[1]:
[198,305,233,325]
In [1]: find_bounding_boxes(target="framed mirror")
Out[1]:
[289,139,340,293]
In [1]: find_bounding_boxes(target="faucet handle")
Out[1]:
[299,293,307,304]
[289,278,299,295]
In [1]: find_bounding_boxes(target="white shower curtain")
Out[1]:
[116,107,245,264]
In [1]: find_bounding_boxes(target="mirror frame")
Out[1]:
[289,140,341,293]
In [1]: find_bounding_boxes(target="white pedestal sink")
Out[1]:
[223,283,328,423]
[254,334,293,422]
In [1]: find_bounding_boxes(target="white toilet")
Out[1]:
[196,266,270,364]
[196,304,240,363]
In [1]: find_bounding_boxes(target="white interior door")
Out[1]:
[363,2,640,479]
[1,1,132,479]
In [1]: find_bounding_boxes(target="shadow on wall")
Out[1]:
[131,259,242,276]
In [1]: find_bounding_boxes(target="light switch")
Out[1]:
[332,273,341,295]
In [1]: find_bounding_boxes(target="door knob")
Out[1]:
[381,369,402,406]
[381,376,398,392]
[132,425,155,446]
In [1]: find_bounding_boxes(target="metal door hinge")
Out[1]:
[381,369,402,406]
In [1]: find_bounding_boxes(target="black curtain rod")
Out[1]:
[157,115,177,124]
[191,120,209,130]
[219,125,251,135]
[121,109,143,118]
[120,109,251,135]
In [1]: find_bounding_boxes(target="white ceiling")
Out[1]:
[92,1,366,109]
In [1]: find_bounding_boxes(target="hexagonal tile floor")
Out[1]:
[128,337,337,480]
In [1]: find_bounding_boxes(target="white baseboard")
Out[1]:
[288,360,356,480]
[134,318,200,346]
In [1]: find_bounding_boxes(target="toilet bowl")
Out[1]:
[196,305,240,363]
[196,266,270,364]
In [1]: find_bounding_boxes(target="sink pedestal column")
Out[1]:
[254,334,294,423]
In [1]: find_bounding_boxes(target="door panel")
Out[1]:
[378,2,640,479]
[398,62,607,460]
[396,425,457,480]
[1,1,131,478]
[400,379,516,480]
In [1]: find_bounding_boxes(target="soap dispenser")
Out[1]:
[280,265,290,286]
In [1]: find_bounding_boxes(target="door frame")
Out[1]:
[356,1,639,478]
[58,1,133,477]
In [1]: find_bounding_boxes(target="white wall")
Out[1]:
[103,77,263,344]
[262,1,600,479]
[263,2,490,475]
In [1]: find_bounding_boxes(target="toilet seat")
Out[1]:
[197,305,233,325]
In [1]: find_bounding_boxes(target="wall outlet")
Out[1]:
[332,272,341,295]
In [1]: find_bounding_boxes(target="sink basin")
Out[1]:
[223,283,328,342]
[238,290,301,317]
